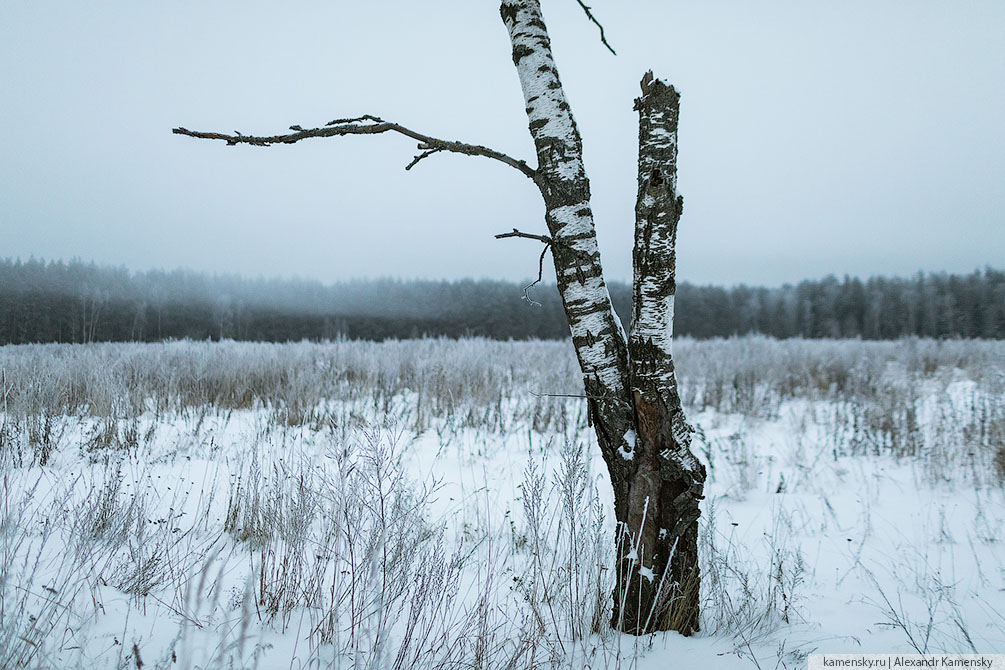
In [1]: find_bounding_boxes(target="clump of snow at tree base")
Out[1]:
[1,337,1002,669]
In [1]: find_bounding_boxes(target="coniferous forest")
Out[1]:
[0,258,1002,344]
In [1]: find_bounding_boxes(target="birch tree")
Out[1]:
[174,0,706,636]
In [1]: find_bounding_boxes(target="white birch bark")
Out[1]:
[500,0,630,417]
[500,5,704,637]
[621,73,706,635]
[630,76,702,474]
[499,4,705,636]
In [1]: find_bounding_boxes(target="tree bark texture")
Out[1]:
[620,75,706,635]
[499,0,635,466]
[175,0,705,638]
[501,1,705,636]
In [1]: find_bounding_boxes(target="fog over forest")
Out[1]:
[1,258,1002,345]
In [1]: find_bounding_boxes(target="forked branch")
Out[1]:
[173,115,537,179]
[495,228,553,305]
[495,227,599,305]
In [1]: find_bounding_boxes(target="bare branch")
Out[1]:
[494,227,552,244]
[494,227,592,260]
[173,116,537,179]
[405,146,445,171]
[522,242,551,306]
[495,226,598,305]
[325,115,383,126]
[574,0,616,55]
[494,228,553,305]
[530,391,611,400]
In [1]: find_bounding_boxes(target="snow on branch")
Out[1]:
[172,115,537,179]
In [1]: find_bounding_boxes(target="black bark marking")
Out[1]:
[499,3,518,25]
[511,44,534,65]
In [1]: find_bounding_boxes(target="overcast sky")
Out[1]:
[2,0,1003,287]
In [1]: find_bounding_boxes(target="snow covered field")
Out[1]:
[1,337,1003,669]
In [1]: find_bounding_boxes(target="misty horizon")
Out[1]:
[3,1,1003,287]
[4,254,1001,292]
[3,256,1001,344]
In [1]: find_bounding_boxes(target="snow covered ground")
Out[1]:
[1,338,1003,669]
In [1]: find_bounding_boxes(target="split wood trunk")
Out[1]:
[501,0,706,636]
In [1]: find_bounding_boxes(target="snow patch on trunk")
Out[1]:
[618,428,636,460]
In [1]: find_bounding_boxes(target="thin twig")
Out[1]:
[521,242,552,306]
[495,228,554,305]
[494,228,552,244]
[530,391,610,400]
[173,116,537,179]
[574,0,616,55]
[405,146,445,171]
[495,227,596,304]
[494,228,591,260]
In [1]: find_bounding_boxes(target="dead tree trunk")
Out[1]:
[621,74,706,635]
[500,1,705,636]
[174,0,705,637]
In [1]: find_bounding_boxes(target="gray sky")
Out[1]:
[2,0,1003,286]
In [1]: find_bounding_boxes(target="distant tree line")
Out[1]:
[1,258,1002,344]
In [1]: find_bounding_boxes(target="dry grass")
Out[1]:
[0,336,1002,668]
